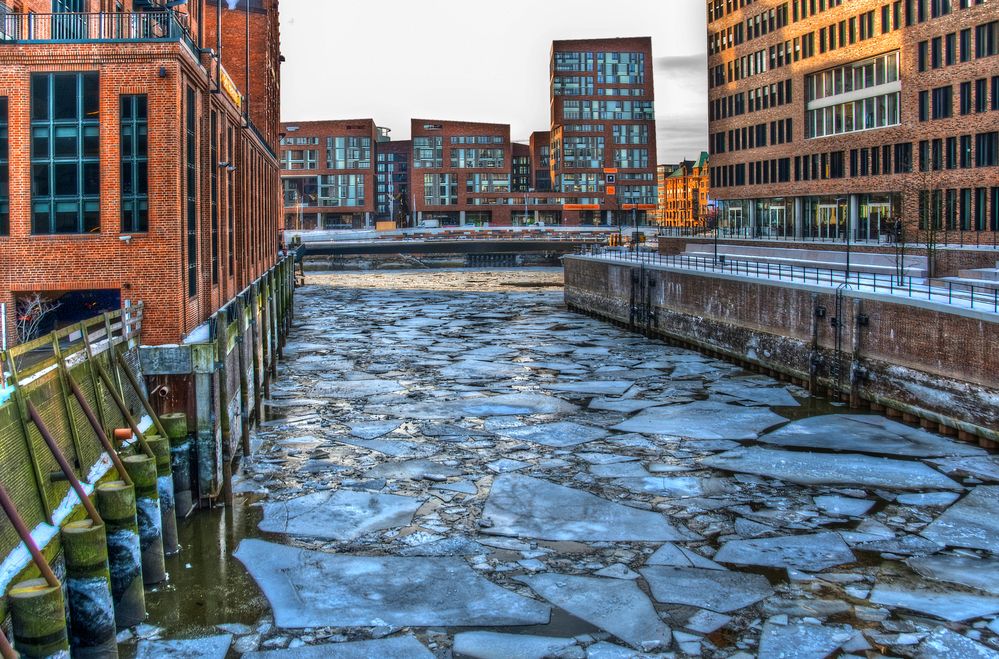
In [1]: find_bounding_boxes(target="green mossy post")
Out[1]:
[147,436,179,557]
[121,455,166,585]
[62,520,118,658]
[96,481,145,629]
[8,578,70,658]
[160,412,194,518]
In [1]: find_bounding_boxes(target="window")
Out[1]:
[975,78,988,113]
[185,86,197,297]
[931,85,952,119]
[451,147,505,169]
[805,52,900,138]
[30,72,100,234]
[227,126,234,277]
[327,137,371,169]
[960,28,971,62]
[553,76,594,96]
[596,52,645,84]
[421,173,456,205]
[318,174,366,206]
[613,148,649,169]
[976,21,997,59]
[993,76,999,111]
[413,136,443,168]
[282,149,318,170]
[120,95,148,233]
[612,124,649,144]
[960,81,972,115]
[961,135,972,168]
[554,52,594,72]
[919,90,929,121]
[0,97,7,236]
[209,111,218,284]
[977,132,999,167]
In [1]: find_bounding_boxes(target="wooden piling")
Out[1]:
[9,579,70,658]
[147,436,179,557]
[121,455,166,585]
[160,412,194,519]
[61,520,118,658]
[96,481,145,628]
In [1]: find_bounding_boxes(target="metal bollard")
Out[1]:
[160,412,194,519]
[8,578,70,658]
[96,481,145,628]
[121,455,166,585]
[147,436,179,556]
[62,520,118,657]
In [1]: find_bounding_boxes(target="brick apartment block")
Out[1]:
[707,0,999,241]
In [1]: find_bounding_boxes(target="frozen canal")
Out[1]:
[138,268,999,658]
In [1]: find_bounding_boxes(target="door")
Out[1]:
[817,204,839,240]
[864,202,890,242]
[768,206,786,237]
[726,207,743,237]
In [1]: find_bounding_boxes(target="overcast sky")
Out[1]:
[279,0,707,163]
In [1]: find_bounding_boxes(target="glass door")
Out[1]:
[726,207,743,237]
[768,206,786,238]
[817,204,839,240]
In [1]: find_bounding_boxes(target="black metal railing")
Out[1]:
[655,225,999,250]
[0,12,196,53]
[579,246,999,314]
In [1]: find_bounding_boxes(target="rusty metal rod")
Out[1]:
[26,401,102,525]
[65,372,133,487]
[93,361,154,458]
[0,484,60,588]
[0,626,15,659]
[115,351,169,439]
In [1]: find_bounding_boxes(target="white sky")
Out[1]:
[279,0,708,163]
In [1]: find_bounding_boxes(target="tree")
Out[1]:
[14,293,60,344]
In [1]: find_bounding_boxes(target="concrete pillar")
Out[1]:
[849,194,860,241]
[794,197,804,239]
[747,201,757,238]
[605,210,613,226]
[534,210,540,224]
[365,212,372,228]
[459,210,467,226]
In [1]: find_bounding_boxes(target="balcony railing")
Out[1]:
[0,12,196,54]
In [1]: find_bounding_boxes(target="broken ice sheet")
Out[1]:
[709,379,800,407]
[364,459,461,480]
[921,486,999,553]
[929,456,999,483]
[313,379,406,398]
[914,627,999,659]
[439,359,528,380]
[135,634,232,659]
[496,421,609,448]
[243,636,434,659]
[369,393,579,419]
[258,490,422,541]
[588,397,664,414]
[869,583,999,621]
[760,414,984,457]
[646,543,725,570]
[813,495,875,517]
[482,474,690,542]
[234,539,550,628]
[757,621,853,659]
[452,632,580,659]
[702,446,962,490]
[714,532,856,571]
[548,380,635,395]
[515,573,670,650]
[611,400,787,440]
[640,566,773,613]
[347,421,402,439]
[332,437,436,458]
[907,555,999,596]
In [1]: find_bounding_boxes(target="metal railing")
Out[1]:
[656,225,999,250]
[579,246,999,314]
[0,12,196,53]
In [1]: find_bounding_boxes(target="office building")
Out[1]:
[707,0,998,240]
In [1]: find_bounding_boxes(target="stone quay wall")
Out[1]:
[564,255,999,444]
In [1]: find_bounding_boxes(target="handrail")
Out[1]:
[579,247,999,315]
[0,11,196,54]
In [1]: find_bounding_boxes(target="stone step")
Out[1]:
[957,268,999,281]
[934,277,999,293]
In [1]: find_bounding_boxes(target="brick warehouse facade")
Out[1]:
[0,0,282,346]
[707,0,999,242]
[650,152,710,227]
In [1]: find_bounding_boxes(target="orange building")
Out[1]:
[654,152,709,227]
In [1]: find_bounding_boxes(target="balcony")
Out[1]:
[0,11,196,54]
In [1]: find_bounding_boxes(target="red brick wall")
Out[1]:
[0,40,280,346]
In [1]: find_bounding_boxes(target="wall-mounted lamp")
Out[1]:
[227,165,237,173]
[158,66,168,78]
[218,161,231,169]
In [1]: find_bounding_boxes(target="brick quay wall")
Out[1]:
[563,255,999,443]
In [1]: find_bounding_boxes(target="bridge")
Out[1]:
[288,227,659,257]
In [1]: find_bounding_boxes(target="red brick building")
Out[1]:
[652,152,710,227]
[550,37,659,227]
[0,0,282,346]
[279,119,379,230]
[707,0,999,241]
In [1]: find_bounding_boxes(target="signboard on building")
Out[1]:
[563,204,601,211]
[220,66,243,111]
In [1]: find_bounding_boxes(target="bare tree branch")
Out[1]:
[14,293,60,344]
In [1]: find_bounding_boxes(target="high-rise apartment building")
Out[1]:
[0,0,282,345]
[707,0,998,240]
[550,37,658,226]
